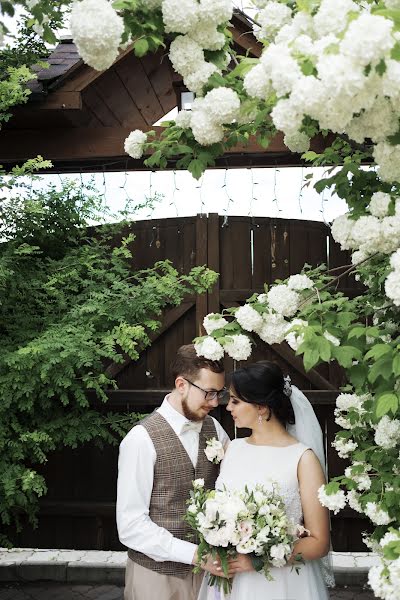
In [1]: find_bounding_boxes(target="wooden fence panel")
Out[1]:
[10,215,368,552]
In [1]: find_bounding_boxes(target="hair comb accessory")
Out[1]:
[283,374,292,398]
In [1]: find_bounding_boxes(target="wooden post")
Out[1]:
[207,213,220,315]
[196,214,208,336]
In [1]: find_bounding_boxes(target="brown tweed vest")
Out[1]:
[128,411,219,578]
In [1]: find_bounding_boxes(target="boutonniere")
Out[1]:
[204,437,224,464]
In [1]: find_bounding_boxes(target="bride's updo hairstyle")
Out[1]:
[230,361,295,426]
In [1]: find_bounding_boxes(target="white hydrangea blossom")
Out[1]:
[267,285,300,317]
[203,313,228,335]
[331,214,356,250]
[317,485,347,514]
[257,311,289,345]
[199,0,232,25]
[188,20,225,51]
[224,334,252,361]
[374,415,400,449]
[256,2,292,42]
[190,103,224,145]
[313,0,359,37]
[243,64,272,100]
[174,110,192,129]
[124,130,147,159]
[369,192,392,218]
[287,274,314,291]
[341,14,394,68]
[283,131,310,154]
[332,436,358,459]
[390,249,400,270]
[70,0,124,71]
[195,336,224,360]
[365,502,393,525]
[184,61,219,95]
[235,304,263,333]
[162,0,199,34]
[347,490,363,513]
[168,35,204,78]
[336,393,366,412]
[203,87,241,124]
[285,318,307,351]
[385,270,400,306]
[344,462,372,491]
[374,142,400,184]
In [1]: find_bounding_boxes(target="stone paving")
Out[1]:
[0,583,376,600]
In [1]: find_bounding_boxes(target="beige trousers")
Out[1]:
[124,559,204,600]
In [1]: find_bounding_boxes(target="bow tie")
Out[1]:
[181,421,203,435]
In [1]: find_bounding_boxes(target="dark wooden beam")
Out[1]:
[0,127,332,172]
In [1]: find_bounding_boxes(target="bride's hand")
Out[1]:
[201,554,234,578]
[227,553,254,573]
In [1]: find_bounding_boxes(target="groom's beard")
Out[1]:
[181,397,209,422]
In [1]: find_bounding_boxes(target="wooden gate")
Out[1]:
[11,215,369,551]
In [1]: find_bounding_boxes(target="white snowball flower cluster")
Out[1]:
[347,490,363,513]
[385,249,400,306]
[344,462,372,491]
[331,201,400,304]
[124,130,148,159]
[285,318,307,351]
[162,0,199,34]
[374,415,400,449]
[242,1,400,181]
[267,284,300,317]
[174,109,192,129]
[369,192,392,218]
[163,0,232,96]
[369,556,400,600]
[224,334,252,361]
[235,304,263,332]
[332,436,358,459]
[203,313,228,335]
[317,485,346,514]
[70,0,124,71]
[255,2,292,42]
[190,88,241,145]
[257,311,288,345]
[195,336,224,360]
[365,502,393,526]
[334,393,366,430]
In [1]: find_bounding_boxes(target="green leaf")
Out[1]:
[134,38,149,58]
[368,357,394,384]
[365,344,392,361]
[393,353,400,377]
[348,326,366,339]
[188,159,206,180]
[332,346,362,369]
[376,393,399,418]
[303,348,320,371]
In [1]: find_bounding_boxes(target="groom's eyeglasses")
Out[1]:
[183,378,227,402]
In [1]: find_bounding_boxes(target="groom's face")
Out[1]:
[179,368,225,422]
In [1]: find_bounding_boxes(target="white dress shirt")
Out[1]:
[116,395,230,565]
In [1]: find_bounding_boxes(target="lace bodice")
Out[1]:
[216,438,310,526]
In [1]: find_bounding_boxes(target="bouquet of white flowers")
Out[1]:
[186,479,303,594]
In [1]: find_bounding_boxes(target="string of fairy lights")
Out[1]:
[25,165,339,226]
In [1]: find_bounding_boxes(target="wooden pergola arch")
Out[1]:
[0,10,329,173]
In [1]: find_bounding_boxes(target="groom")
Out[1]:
[117,344,230,600]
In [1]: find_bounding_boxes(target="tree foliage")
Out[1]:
[0,161,218,545]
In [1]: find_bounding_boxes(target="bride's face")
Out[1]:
[226,387,258,429]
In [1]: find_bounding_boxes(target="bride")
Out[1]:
[197,361,331,600]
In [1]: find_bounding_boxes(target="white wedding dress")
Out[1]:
[197,437,329,600]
